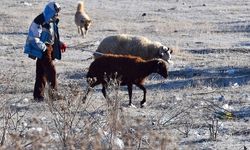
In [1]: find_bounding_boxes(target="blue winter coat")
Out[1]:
[24,2,61,60]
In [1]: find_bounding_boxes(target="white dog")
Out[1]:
[75,1,91,37]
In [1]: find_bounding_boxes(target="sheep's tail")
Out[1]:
[82,49,105,56]
[77,1,85,12]
[81,49,104,61]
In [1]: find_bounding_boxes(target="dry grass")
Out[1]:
[0,0,250,149]
[0,78,180,149]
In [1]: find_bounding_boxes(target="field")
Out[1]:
[0,0,250,149]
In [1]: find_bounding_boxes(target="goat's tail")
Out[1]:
[77,1,85,12]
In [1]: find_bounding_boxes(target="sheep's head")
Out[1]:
[158,46,173,64]
[156,59,168,78]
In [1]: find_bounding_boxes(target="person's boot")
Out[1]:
[34,96,45,102]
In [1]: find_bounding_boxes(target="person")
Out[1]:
[24,1,67,101]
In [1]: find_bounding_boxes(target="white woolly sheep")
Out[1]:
[94,34,173,63]
[75,1,91,37]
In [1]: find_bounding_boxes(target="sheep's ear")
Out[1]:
[158,46,165,57]
[168,47,173,54]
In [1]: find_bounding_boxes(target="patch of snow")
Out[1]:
[22,98,29,103]
[222,104,233,111]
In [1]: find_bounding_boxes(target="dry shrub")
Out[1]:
[0,101,51,149]
[91,77,178,149]
[0,78,178,149]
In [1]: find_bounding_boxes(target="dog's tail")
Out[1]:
[77,1,85,12]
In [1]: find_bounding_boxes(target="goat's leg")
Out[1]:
[83,79,100,103]
[82,84,95,103]
[135,84,147,108]
[127,84,133,106]
[101,84,107,98]
[82,87,90,103]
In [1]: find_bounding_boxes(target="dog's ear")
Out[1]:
[87,20,92,24]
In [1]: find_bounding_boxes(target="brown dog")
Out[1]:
[75,1,91,37]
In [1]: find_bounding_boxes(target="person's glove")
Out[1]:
[60,41,67,53]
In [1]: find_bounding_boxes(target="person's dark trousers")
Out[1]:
[33,46,57,100]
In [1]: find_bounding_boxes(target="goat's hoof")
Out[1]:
[140,102,147,108]
[128,104,137,108]
[82,97,87,103]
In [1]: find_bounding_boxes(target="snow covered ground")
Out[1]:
[0,0,250,149]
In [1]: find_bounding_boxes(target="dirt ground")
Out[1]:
[0,0,250,149]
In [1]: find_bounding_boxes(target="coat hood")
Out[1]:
[43,2,61,23]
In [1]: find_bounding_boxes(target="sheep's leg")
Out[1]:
[135,84,147,108]
[127,84,133,106]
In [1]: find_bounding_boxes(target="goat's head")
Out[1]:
[158,46,173,64]
[87,77,97,86]
[155,59,168,78]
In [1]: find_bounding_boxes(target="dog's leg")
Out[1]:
[85,29,88,36]
[84,23,89,36]
[77,26,80,34]
[80,28,84,36]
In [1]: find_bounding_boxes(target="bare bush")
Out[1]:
[0,101,51,149]
[0,77,178,149]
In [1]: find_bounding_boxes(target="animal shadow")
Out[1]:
[147,66,250,90]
